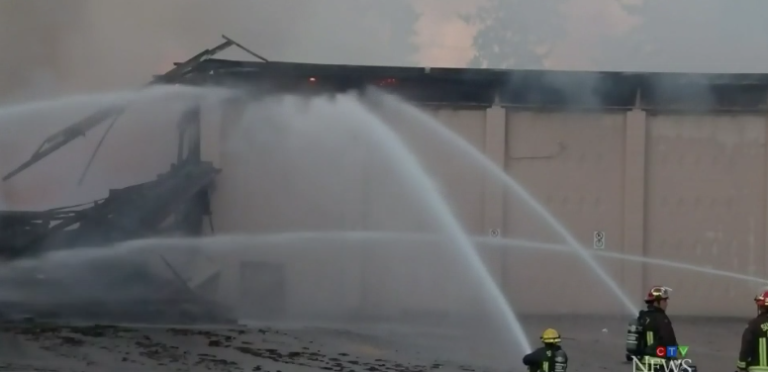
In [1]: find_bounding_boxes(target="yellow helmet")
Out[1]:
[540,328,561,344]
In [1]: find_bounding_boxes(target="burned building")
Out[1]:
[2,36,768,320]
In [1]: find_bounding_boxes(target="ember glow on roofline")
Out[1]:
[176,58,768,112]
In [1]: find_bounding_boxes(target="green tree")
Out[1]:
[463,0,566,69]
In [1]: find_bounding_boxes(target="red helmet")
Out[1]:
[754,290,768,307]
[645,286,671,302]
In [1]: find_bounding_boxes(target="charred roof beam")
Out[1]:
[2,35,245,182]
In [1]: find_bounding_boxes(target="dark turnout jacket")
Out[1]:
[639,305,678,356]
[737,312,768,371]
[522,345,568,372]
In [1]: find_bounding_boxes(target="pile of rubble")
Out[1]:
[0,261,234,325]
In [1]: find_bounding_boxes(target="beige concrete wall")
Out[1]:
[7,93,767,319]
[201,99,496,322]
[197,98,768,319]
[645,114,767,316]
[207,98,768,316]
[503,111,627,315]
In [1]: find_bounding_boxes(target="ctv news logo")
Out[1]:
[631,346,694,372]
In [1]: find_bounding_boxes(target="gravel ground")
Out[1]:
[0,316,746,372]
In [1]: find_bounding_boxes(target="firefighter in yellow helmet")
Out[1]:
[522,328,568,372]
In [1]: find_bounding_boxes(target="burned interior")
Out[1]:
[0,37,245,324]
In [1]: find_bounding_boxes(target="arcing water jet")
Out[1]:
[496,238,768,285]
[0,85,227,124]
[362,91,639,315]
[298,94,532,354]
[4,231,765,290]
[1,92,533,354]
[0,84,234,260]
[0,228,763,336]
[231,231,768,285]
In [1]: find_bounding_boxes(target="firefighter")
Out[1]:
[522,328,568,372]
[736,290,768,371]
[626,300,653,360]
[634,286,678,371]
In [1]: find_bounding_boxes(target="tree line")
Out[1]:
[464,0,768,71]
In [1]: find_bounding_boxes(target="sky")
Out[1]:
[414,0,639,70]
[0,0,651,98]
[0,0,766,207]
[0,0,767,98]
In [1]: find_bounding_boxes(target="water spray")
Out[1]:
[364,92,639,315]
[334,95,533,354]
[7,231,765,287]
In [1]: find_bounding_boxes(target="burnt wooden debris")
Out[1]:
[0,37,247,325]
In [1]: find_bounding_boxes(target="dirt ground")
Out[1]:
[0,316,745,372]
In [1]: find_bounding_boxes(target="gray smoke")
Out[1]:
[0,0,422,99]
[3,0,767,100]
[1,0,765,207]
